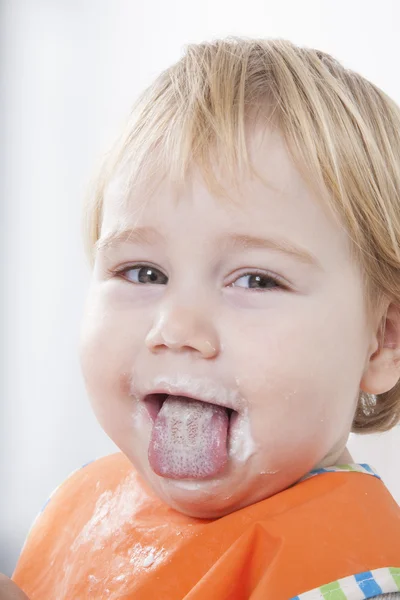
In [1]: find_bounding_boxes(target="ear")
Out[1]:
[360,302,400,395]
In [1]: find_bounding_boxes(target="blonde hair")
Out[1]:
[84,37,400,433]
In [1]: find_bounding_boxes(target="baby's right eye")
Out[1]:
[116,265,168,285]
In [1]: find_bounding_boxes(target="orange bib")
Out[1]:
[13,453,400,599]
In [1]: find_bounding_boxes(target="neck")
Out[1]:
[315,445,354,470]
[334,446,354,465]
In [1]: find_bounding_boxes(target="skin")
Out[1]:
[80,125,400,518]
[0,575,30,600]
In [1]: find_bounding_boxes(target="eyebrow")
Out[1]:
[96,227,322,270]
[220,233,322,269]
[95,226,163,252]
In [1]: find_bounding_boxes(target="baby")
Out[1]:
[8,37,400,599]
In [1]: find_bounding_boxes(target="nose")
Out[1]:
[145,303,220,359]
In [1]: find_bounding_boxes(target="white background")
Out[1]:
[1,0,399,577]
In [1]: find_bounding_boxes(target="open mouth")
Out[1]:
[143,393,237,480]
[144,393,235,422]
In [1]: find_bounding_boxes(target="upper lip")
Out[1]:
[132,376,244,413]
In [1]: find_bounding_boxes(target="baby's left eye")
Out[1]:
[231,273,282,290]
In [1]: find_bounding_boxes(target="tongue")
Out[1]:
[148,395,229,479]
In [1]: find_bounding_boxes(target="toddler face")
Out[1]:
[80,126,373,518]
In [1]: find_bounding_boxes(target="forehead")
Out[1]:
[100,125,348,261]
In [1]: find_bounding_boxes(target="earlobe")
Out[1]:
[360,303,400,396]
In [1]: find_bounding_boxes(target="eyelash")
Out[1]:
[109,264,287,291]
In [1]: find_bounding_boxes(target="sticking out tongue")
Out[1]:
[148,395,229,479]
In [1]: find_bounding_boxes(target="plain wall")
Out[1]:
[1,0,399,577]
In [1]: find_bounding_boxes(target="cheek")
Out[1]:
[79,288,155,465]
[79,312,140,447]
[224,296,365,454]
[79,288,147,407]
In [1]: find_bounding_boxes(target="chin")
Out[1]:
[135,460,239,518]
[122,445,292,519]
[146,465,283,519]
[154,476,241,519]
